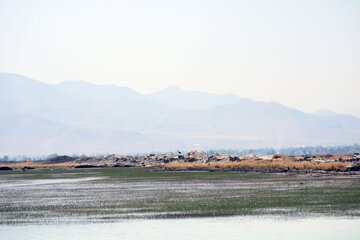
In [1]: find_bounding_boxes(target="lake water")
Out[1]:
[1,216,359,240]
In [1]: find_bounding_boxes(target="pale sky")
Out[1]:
[1,0,359,113]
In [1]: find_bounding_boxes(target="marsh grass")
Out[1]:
[1,168,360,224]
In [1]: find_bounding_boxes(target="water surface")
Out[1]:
[1,216,359,240]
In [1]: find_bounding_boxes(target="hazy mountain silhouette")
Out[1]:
[1,73,360,155]
[345,107,360,118]
[148,85,241,109]
[313,109,338,117]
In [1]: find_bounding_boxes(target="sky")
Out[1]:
[0,0,359,114]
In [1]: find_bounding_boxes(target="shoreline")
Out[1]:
[1,151,360,173]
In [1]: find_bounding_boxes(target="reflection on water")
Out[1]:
[0,177,104,187]
[1,216,359,240]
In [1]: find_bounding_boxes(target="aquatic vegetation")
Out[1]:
[1,168,360,224]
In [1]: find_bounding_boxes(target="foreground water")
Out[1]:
[1,216,359,240]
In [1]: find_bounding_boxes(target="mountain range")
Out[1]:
[1,73,360,155]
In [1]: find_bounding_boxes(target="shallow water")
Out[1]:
[0,177,104,187]
[1,169,360,224]
[1,216,359,240]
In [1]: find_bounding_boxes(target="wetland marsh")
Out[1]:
[1,168,360,224]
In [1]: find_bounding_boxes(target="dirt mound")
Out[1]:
[43,155,76,164]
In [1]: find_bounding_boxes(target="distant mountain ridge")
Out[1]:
[1,73,360,155]
[313,109,338,117]
[148,85,241,109]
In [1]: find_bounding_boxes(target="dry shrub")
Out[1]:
[1,159,352,172]
[163,159,351,172]
[163,161,206,170]
[317,162,349,171]
[0,161,77,169]
[328,154,349,160]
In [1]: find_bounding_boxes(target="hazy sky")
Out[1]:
[1,0,359,113]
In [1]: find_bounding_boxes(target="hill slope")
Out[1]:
[1,73,359,155]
